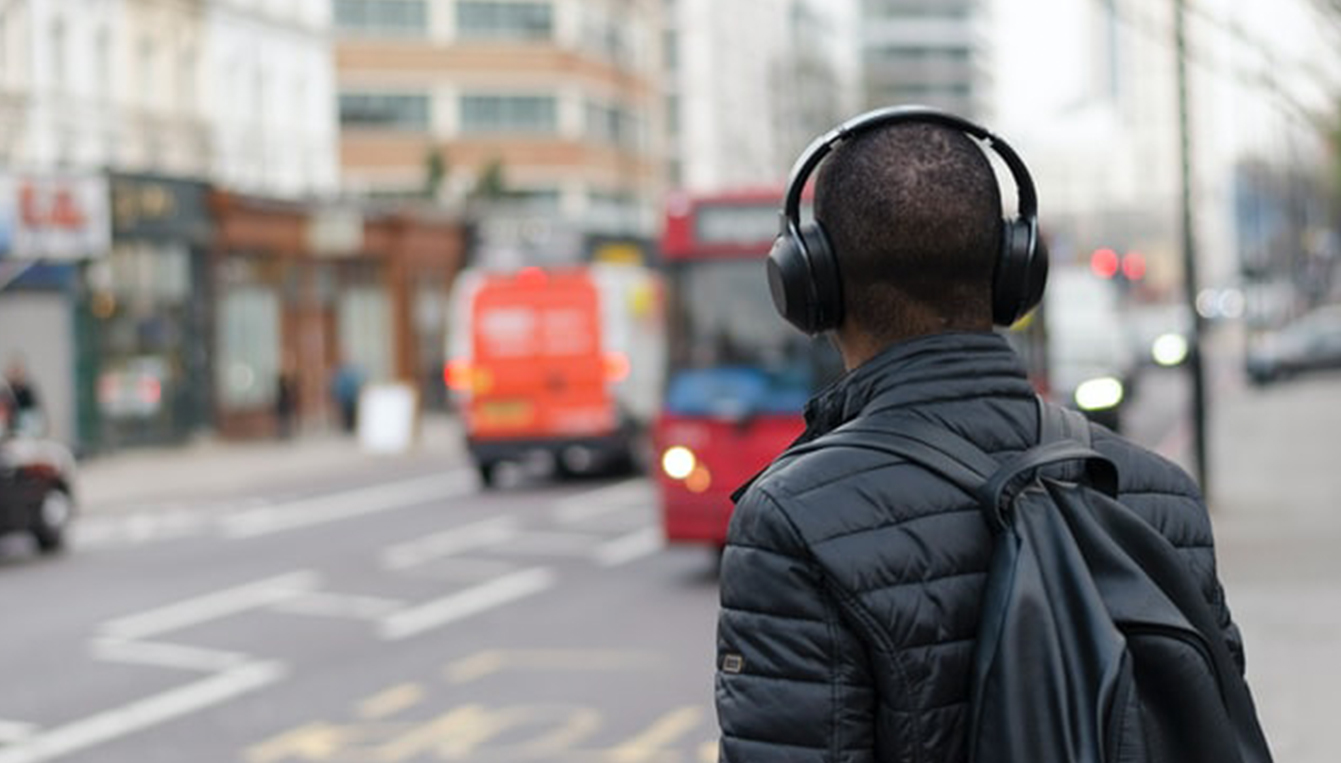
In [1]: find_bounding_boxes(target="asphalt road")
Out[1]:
[0,467,723,763]
[0,351,1216,763]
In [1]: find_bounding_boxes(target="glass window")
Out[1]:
[339,92,431,130]
[456,1,553,40]
[218,286,281,410]
[334,0,428,35]
[339,287,392,383]
[584,100,640,149]
[664,260,842,416]
[861,0,971,20]
[51,19,66,90]
[460,94,557,134]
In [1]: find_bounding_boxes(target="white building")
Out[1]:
[205,0,339,197]
[663,0,857,192]
[992,0,1339,291]
[0,0,337,197]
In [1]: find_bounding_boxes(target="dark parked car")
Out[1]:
[0,381,76,553]
[1246,305,1341,386]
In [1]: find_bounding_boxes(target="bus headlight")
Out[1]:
[661,446,697,480]
[1151,333,1190,367]
[1074,377,1124,412]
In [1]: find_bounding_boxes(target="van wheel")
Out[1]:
[477,461,497,489]
[33,488,72,554]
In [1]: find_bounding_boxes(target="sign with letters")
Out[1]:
[0,173,111,260]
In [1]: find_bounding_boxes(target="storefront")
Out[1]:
[364,207,464,413]
[0,172,112,452]
[84,174,213,450]
[210,194,466,438]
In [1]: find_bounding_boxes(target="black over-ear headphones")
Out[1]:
[766,105,1049,334]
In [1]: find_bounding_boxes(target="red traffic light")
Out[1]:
[1090,248,1120,279]
[1122,251,1147,281]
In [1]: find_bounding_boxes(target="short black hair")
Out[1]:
[814,122,1003,337]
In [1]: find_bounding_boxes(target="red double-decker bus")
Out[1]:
[653,190,843,549]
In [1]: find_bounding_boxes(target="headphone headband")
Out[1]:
[768,105,1048,334]
[780,105,1038,233]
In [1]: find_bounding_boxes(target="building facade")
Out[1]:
[0,0,337,194]
[858,0,993,120]
[335,0,665,239]
[662,0,855,192]
[204,0,340,197]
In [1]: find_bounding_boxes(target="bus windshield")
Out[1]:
[664,259,842,417]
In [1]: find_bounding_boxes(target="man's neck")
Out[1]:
[833,317,992,371]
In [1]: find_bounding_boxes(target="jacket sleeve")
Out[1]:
[715,485,876,763]
[1103,433,1248,675]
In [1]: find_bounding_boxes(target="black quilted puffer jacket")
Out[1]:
[715,331,1244,763]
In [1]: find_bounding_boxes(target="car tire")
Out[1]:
[32,488,72,554]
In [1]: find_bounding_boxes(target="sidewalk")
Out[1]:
[75,413,468,514]
[1204,373,1341,763]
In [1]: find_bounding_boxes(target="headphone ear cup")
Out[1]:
[768,233,819,334]
[992,218,1046,326]
[800,222,843,332]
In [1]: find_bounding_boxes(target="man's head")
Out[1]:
[815,122,1004,359]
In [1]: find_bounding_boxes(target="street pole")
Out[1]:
[1175,0,1210,496]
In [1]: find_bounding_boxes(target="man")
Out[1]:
[4,356,42,433]
[5,357,40,419]
[714,112,1247,761]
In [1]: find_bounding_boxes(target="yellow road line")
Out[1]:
[443,649,658,684]
[607,706,706,763]
[357,684,425,720]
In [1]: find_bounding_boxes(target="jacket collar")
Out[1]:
[802,331,1022,435]
[731,331,1030,503]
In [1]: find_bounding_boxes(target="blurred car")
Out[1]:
[1042,266,1142,432]
[0,380,76,553]
[1127,301,1193,370]
[1246,304,1341,386]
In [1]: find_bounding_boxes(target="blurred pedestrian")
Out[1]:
[330,359,363,434]
[275,368,298,440]
[714,108,1260,761]
[4,355,43,434]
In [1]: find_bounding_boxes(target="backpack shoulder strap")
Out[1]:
[786,404,1118,532]
[784,416,997,500]
[1038,395,1093,448]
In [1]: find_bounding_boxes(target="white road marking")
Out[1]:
[269,592,405,620]
[0,662,285,763]
[553,479,651,524]
[90,638,250,673]
[594,527,664,567]
[221,471,474,539]
[380,516,520,571]
[100,571,319,641]
[379,567,556,641]
[0,721,36,746]
[492,530,604,557]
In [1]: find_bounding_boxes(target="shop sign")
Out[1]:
[110,175,210,241]
[0,173,111,260]
[308,207,364,257]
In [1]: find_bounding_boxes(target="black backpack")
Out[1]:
[808,401,1274,763]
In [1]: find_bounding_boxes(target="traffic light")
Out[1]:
[1121,251,1147,281]
[1090,248,1120,279]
